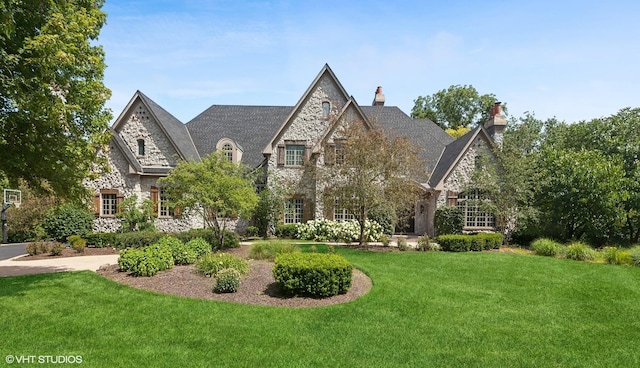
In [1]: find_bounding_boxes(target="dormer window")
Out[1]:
[322,101,330,118]
[137,139,145,155]
[222,143,233,162]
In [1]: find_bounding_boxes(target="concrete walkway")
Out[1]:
[0,254,120,278]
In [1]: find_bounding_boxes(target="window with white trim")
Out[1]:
[334,207,354,222]
[222,143,233,162]
[284,198,304,224]
[285,145,305,166]
[457,189,495,228]
[101,193,117,216]
[159,189,174,217]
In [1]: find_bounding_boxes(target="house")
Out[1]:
[84,64,505,236]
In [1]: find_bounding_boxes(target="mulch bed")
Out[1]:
[15,246,119,261]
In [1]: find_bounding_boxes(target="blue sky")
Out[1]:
[99,0,640,125]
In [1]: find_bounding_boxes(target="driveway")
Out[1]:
[0,243,27,261]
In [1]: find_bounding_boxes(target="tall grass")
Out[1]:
[248,240,300,261]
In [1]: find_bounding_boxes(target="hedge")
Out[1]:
[438,233,503,252]
[273,253,353,297]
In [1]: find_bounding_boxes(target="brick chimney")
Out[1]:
[372,86,385,106]
[485,101,506,145]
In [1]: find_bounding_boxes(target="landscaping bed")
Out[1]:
[15,246,119,261]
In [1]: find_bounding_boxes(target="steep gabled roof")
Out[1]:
[263,64,350,156]
[112,91,200,162]
[186,105,293,168]
[361,106,454,180]
[110,129,172,175]
[427,124,494,189]
[312,97,373,154]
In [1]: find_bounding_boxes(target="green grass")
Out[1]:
[2,248,640,367]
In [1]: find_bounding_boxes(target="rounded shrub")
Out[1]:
[531,238,563,257]
[118,243,174,276]
[118,248,144,272]
[214,268,241,293]
[273,253,353,297]
[565,242,596,261]
[67,235,86,253]
[185,237,212,259]
[26,241,50,256]
[42,203,93,242]
[196,253,249,277]
[49,242,65,256]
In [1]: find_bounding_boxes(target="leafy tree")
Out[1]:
[411,85,505,130]
[445,126,471,139]
[117,195,156,232]
[42,203,94,241]
[254,184,284,238]
[4,180,57,242]
[319,122,422,245]
[158,153,259,247]
[0,0,112,201]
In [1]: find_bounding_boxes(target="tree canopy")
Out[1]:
[319,121,422,245]
[158,153,259,246]
[0,0,112,201]
[411,85,505,130]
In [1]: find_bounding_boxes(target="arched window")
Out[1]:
[137,139,145,155]
[222,143,233,162]
[322,101,330,118]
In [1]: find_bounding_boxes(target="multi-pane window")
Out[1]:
[335,142,345,165]
[284,198,304,224]
[285,145,305,166]
[101,193,117,216]
[222,143,233,162]
[457,189,495,228]
[334,207,354,222]
[159,189,174,217]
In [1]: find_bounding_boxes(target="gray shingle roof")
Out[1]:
[137,91,200,161]
[186,105,293,168]
[361,106,454,181]
[427,124,482,188]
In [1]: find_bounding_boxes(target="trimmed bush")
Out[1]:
[601,247,633,266]
[118,248,144,272]
[67,235,86,253]
[275,224,298,239]
[49,242,65,256]
[245,226,259,237]
[118,243,174,277]
[565,242,596,261]
[438,235,471,252]
[42,203,93,242]
[113,231,163,249]
[160,236,199,265]
[185,237,212,259]
[434,206,463,236]
[173,228,217,248]
[26,241,50,256]
[478,233,503,249]
[531,238,563,257]
[85,232,116,248]
[214,268,241,293]
[218,230,240,249]
[249,241,300,261]
[273,253,353,297]
[196,253,249,277]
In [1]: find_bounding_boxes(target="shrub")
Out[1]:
[478,233,503,249]
[214,268,241,293]
[113,231,163,249]
[438,235,471,252]
[196,253,249,277]
[434,206,463,236]
[26,241,50,256]
[273,253,353,297]
[49,242,65,256]
[368,204,397,236]
[630,246,640,267]
[296,219,384,243]
[173,228,217,248]
[157,236,197,266]
[397,237,409,251]
[84,232,116,248]
[601,247,633,266]
[185,237,212,259]
[531,238,563,257]
[249,241,300,261]
[67,235,86,253]
[379,234,391,247]
[42,203,93,242]
[245,226,259,237]
[275,224,298,239]
[565,242,596,261]
[217,229,240,249]
[118,248,144,272]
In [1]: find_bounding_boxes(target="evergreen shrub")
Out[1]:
[273,253,353,297]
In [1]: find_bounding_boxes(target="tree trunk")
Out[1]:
[359,206,367,246]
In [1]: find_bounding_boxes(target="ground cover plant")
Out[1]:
[2,249,640,366]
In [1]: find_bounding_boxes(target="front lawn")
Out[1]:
[1,247,640,367]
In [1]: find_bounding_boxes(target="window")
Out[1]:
[101,193,117,216]
[285,145,305,166]
[457,189,495,228]
[222,143,233,162]
[334,207,354,222]
[159,189,174,217]
[322,101,330,118]
[137,139,145,155]
[284,198,304,224]
[335,141,345,165]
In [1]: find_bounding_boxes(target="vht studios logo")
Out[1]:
[5,355,83,364]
